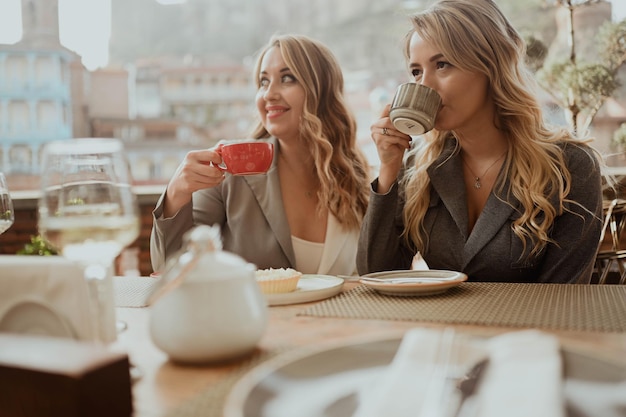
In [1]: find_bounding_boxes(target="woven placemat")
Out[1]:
[166,346,293,417]
[299,282,626,332]
[113,276,161,308]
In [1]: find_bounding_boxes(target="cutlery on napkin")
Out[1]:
[353,328,485,417]
[353,328,567,417]
[470,330,565,417]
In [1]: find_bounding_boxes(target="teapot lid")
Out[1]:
[186,224,222,252]
[160,225,254,286]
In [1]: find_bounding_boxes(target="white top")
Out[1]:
[291,235,324,274]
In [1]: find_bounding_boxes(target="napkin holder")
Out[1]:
[0,255,116,343]
[0,333,132,417]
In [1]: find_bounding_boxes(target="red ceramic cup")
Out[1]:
[216,141,274,175]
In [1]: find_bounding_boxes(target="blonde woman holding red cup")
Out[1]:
[151,34,369,276]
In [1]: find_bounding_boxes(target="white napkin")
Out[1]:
[353,328,483,417]
[354,328,567,417]
[411,251,430,270]
[0,255,116,343]
[472,330,565,417]
[565,380,626,417]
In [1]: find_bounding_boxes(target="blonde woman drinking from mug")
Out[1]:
[357,0,603,283]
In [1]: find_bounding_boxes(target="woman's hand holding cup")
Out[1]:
[163,148,227,217]
[372,83,442,193]
[163,141,273,217]
[372,105,412,194]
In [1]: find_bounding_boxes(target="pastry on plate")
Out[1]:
[255,268,302,294]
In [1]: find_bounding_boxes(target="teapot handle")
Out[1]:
[148,253,201,305]
[149,225,224,305]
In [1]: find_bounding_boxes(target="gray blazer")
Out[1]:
[357,139,604,283]
[150,137,359,276]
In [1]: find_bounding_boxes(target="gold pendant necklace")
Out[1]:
[462,151,507,190]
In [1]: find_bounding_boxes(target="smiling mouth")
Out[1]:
[267,109,288,119]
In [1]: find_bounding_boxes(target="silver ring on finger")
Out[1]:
[382,127,388,136]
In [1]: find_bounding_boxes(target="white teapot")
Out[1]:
[149,225,268,364]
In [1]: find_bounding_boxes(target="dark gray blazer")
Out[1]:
[357,139,604,283]
[150,137,359,275]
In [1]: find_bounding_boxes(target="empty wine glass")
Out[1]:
[38,138,140,343]
[0,173,14,235]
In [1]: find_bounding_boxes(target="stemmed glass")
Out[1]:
[38,138,140,343]
[0,173,14,235]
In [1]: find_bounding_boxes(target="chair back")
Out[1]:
[595,199,626,284]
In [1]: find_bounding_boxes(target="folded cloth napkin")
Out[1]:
[354,328,567,417]
[0,255,116,343]
[411,251,430,270]
[353,327,484,417]
[471,330,565,417]
[565,380,626,417]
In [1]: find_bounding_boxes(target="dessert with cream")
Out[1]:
[255,268,302,294]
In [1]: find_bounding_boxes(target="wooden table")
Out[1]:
[113,283,626,417]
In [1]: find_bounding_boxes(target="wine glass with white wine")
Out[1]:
[38,138,140,343]
[0,173,14,235]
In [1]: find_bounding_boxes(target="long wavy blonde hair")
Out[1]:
[402,0,598,257]
[250,34,370,230]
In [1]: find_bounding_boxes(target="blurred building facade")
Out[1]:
[2,0,625,190]
[0,0,229,189]
[1,0,625,267]
[0,0,85,181]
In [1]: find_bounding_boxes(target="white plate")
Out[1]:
[0,299,77,339]
[224,336,626,417]
[265,275,344,306]
[360,270,467,296]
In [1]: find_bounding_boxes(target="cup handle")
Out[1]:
[214,144,228,172]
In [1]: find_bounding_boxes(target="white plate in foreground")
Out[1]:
[224,336,626,417]
[360,270,468,296]
[265,275,344,306]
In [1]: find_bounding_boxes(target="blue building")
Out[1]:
[0,0,86,175]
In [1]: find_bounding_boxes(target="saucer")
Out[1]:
[360,270,467,296]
